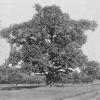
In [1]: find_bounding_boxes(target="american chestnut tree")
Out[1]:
[0,4,97,84]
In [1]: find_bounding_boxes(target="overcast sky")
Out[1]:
[0,0,100,65]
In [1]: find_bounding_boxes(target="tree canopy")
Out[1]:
[0,4,98,84]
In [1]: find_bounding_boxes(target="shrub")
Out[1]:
[21,73,45,84]
[0,75,10,84]
[81,75,93,83]
[7,73,23,84]
[96,71,100,80]
[33,75,46,84]
[20,73,35,84]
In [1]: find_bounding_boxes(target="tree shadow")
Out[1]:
[1,85,41,91]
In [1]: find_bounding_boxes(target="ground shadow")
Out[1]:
[1,85,41,91]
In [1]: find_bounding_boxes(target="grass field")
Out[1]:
[0,80,100,100]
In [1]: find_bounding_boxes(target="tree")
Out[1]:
[84,61,99,79]
[0,4,97,85]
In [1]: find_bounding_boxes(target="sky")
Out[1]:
[0,0,100,65]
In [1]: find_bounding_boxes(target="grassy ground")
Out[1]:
[0,80,100,100]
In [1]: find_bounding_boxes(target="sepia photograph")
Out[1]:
[0,0,100,100]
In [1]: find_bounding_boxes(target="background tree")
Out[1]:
[0,4,97,85]
[84,61,99,79]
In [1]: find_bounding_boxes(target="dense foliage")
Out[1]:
[0,4,98,85]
